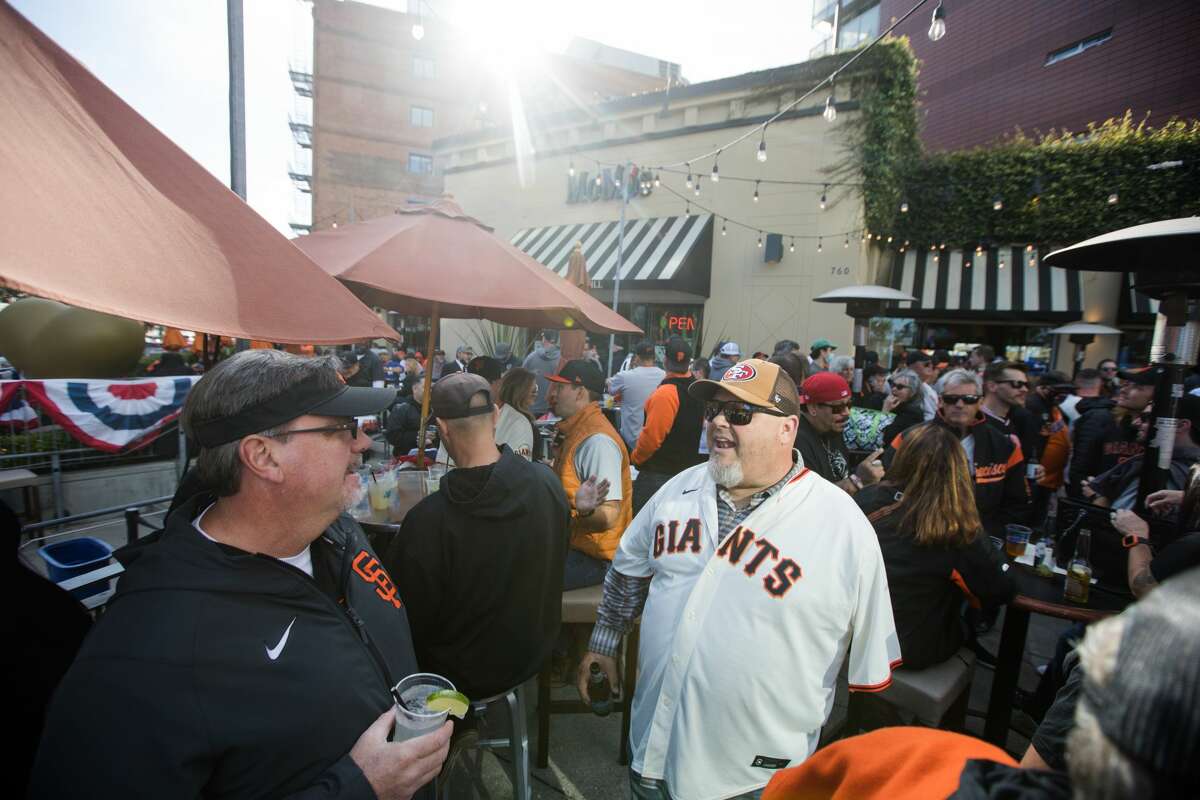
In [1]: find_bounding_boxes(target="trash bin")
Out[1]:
[38,537,114,600]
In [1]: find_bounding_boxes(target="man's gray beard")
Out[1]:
[707,456,743,488]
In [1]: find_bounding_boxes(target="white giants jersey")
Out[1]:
[614,460,901,800]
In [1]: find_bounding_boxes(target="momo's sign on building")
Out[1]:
[567,164,655,204]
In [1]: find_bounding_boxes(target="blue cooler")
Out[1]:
[39,537,115,600]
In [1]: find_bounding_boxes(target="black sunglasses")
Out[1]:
[816,402,853,414]
[262,420,361,439]
[995,379,1030,389]
[704,400,786,426]
[942,394,981,405]
[887,379,911,390]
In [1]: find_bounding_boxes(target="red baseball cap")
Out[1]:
[801,372,851,405]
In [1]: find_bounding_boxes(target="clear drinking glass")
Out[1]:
[391,673,455,742]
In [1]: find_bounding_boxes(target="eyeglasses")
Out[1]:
[1100,365,1118,372]
[261,420,360,439]
[887,379,911,391]
[816,402,852,414]
[941,394,981,405]
[995,379,1030,389]
[704,400,786,426]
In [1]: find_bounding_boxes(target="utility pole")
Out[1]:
[228,0,249,352]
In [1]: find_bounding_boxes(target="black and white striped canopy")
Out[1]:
[887,245,1083,320]
[510,214,713,289]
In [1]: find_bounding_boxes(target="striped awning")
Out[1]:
[886,245,1083,320]
[510,214,713,295]
[1122,272,1161,322]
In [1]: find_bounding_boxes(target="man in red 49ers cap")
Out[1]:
[795,372,885,494]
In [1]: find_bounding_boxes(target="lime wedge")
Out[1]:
[425,689,470,719]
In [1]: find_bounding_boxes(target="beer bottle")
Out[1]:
[588,662,612,717]
[1063,529,1092,604]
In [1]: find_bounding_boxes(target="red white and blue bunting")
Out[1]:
[2,377,197,452]
[0,381,39,430]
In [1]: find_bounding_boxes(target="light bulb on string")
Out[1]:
[999,257,1006,270]
[685,165,693,189]
[992,194,1003,211]
[757,234,763,248]
[653,174,660,188]
[411,21,425,40]
[844,235,849,248]
[568,161,575,177]
[820,184,828,210]
[753,181,760,203]
[721,220,727,236]
[964,259,972,269]
[1025,244,1034,253]
[900,199,909,213]
[939,243,946,250]
[711,153,720,183]
[817,237,823,253]
[594,174,602,187]
[694,178,701,197]
[789,238,795,253]
[685,201,691,215]
[823,94,837,123]
[928,0,946,41]
[887,236,893,243]
[757,130,767,163]
[1108,191,1119,205]
[1029,257,1037,267]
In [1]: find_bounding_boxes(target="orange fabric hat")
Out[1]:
[761,728,1016,800]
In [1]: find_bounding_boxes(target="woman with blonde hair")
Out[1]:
[854,422,1015,669]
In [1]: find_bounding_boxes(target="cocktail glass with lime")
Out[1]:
[391,673,468,741]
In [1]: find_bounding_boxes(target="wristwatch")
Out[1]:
[1122,533,1149,549]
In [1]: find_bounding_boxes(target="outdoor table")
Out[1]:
[982,561,1131,747]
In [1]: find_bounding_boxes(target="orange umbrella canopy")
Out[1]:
[294,199,640,335]
[0,3,396,344]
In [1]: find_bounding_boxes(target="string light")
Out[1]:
[999,257,1006,269]
[757,234,763,248]
[992,194,1003,211]
[1107,191,1119,205]
[823,94,837,123]
[1029,256,1037,267]
[964,259,971,268]
[789,238,795,253]
[887,235,893,243]
[817,237,823,253]
[1025,244,1034,253]
[685,201,690,215]
[721,219,727,236]
[844,235,849,248]
[685,164,693,189]
[568,161,575,177]
[939,243,946,250]
[899,244,906,252]
[653,174,661,188]
[928,0,946,41]
[819,184,828,210]
[900,199,909,213]
[757,130,767,163]
[594,173,602,187]
[694,177,702,196]
[753,181,760,203]
[711,152,720,183]
[411,0,425,40]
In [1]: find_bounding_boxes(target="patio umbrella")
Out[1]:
[293,198,640,463]
[558,242,590,367]
[0,3,396,344]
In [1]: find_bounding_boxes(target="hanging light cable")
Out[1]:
[928,0,946,41]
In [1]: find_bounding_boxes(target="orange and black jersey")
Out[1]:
[884,412,1031,537]
[855,483,1015,669]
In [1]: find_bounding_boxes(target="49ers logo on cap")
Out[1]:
[723,363,757,382]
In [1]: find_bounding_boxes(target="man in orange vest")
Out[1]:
[547,359,634,589]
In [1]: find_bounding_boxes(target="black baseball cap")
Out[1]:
[546,359,605,394]
[635,341,656,359]
[663,336,692,368]
[432,372,494,420]
[907,351,932,366]
[467,355,503,383]
[1117,366,1158,386]
[191,370,396,448]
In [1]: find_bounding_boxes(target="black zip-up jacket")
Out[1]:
[886,412,1030,536]
[1067,397,1144,498]
[384,446,570,700]
[855,484,1015,669]
[30,494,420,799]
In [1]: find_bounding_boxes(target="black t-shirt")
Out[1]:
[794,415,849,483]
[1030,650,1082,771]
[1151,532,1200,584]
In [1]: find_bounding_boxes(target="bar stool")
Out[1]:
[879,647,976,730]
[439,684,531,800]
[536,584,640,769]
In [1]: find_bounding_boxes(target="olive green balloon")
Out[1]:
[0,298,145,378]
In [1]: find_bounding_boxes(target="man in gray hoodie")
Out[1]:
[523,329,561,416]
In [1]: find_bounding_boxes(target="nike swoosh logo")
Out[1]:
[682,488,699,495]
[265,617,297,661]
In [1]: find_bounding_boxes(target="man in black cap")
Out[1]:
[546,359,632,589]
[629,336,706,514]
[1068,365,1155,498]
[31,349,450,799]
[607,340,665,450]
[435,356,534,463]
[384,372,573,701]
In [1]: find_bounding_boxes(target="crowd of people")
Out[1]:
[21,330,1200,800]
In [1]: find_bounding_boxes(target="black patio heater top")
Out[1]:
[1043,217,1200,513]
[814,285,917,392]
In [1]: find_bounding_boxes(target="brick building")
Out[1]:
[296,0,679,233]
[812,0,1200,151]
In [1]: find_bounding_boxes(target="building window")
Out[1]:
[836,4,880,51]
[413,56,436,78]
[1045,29,1112,66]
[410,106,434,128]
[408,153,433,174]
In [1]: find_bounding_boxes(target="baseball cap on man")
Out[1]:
[801,373,852,405]
[467,355,503,383]
[546,359,606,395]
[720,341,741,357]
[635,341,656,360]
[664,336,692,368]
[906,350,932,366]
[1117,365,1158,386]
[191,362,396,448]
[432,372,493,420]
[811,338,838,351]
[688,358,800,415]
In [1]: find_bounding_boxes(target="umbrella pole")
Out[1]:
[416,304,438,469]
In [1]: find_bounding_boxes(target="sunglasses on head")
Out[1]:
[942,394,981,406]
[995,379,1030,389]
[704,400,786,426]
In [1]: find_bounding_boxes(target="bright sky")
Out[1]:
[11,0,824,236]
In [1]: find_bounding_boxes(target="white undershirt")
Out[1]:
[193,503,313,577]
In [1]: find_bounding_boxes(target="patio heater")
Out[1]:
[1046,322,1123,377]
[813,285,917,392]
[1044,218,1200,512]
